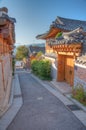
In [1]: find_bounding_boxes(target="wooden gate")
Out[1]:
[57,55,74,86]
[64,56,74,86]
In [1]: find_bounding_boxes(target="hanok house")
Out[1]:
[28,45,45,69]
[29,45,45,59]
[0,7,16,114]
[36,16,86,88]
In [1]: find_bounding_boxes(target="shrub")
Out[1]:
[31,60,39,75]
[72,84,86,106]
[31,59,52,80]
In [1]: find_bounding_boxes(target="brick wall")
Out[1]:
[74,63,86,90]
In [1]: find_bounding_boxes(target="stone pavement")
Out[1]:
[51,80,72,94]
[0,69,86,130]
[31,74,86,127]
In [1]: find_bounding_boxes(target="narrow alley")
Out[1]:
[7,70,86,130]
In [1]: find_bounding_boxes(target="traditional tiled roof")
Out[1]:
[9,17,16,23]
[51,16,86,32]
[0,7,16,43]
[36,33,48,39]
[0,7,16,26]
[36,16,86,39]
[29,45,45,55]
[49,27,86,45]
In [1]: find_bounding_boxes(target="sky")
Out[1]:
[0,0,86,46]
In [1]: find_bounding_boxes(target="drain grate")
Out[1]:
[14,94,22,98]
[67,104,81,111]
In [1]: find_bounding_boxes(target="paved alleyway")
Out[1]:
[7,72,86,130]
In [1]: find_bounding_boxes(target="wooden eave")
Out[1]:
[44,27,61,39]
[37,27,67,40]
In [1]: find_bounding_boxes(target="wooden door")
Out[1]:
[57,55,65,81]
[64,56,74,86]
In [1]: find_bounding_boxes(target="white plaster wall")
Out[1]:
[44,56,57,80]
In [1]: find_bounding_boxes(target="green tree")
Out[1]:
[16,45,29,60]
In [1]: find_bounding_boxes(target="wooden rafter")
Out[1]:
[52,43,82,54]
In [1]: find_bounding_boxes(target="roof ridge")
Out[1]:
[57,16,86,22]
[62,27,83,36]
[56,16,64,25]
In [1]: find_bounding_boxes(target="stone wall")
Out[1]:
[74,63,86,90]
